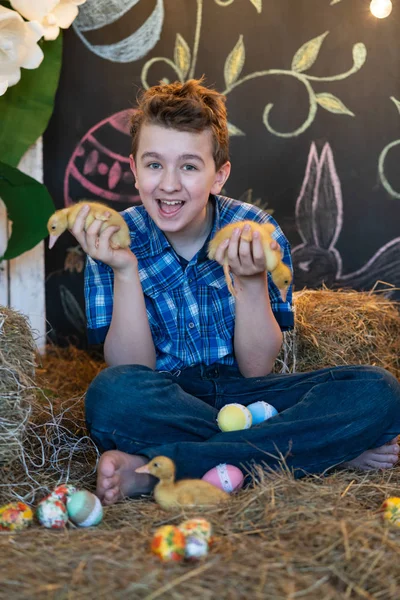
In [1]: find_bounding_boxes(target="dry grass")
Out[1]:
[1,289,400,600]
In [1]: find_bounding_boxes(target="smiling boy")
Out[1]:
[72,79,400,505]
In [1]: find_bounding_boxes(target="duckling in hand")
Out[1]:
[135,456,229,510]
[47,201,131,250]
[208,220,292,302]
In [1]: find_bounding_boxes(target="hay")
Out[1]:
[275,288,400,378]
[0,306,36,468]
[1,289,400,599]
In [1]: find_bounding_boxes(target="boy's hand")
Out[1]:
[70,205,138,276]
[214,224,279,280]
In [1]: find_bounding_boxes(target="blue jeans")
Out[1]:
[85,364,400,479]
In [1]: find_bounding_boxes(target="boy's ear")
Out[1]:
[210,161,231,195]
[129,154,139,189]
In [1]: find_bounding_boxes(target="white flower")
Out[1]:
[11,0,86,41]
[0,6,44,93]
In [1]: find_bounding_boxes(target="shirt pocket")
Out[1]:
[198,274,236,341]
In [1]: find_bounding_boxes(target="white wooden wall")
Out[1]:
[0,139,46,352]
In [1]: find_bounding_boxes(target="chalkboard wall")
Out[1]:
[43,0,400,347]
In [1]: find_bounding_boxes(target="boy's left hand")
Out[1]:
[213,223,279,279]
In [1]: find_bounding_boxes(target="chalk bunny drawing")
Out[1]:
[292,142,400,298]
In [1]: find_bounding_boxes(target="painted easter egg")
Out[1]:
[382,497,400,526]
[51,484,77,504]
[151,525,186,562]
[64,109,141,207]
[247,401,278,425]
[179,518,212,543]
[185,535,209,560]
[36,497,68,529]
[0,502,33,531]
[217,404,252,432]
[202,464,244,493]
[67,491,103,527]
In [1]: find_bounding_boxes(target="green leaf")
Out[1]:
[0,161,55,261]
[0,34,63,167]
[174,33,191,80]
[224,35,245,90]
[227,122,245,136]
[291,31,329,73]
[316,93,355,116]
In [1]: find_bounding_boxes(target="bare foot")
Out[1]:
[342,437,399,471]
[96,450,156,505]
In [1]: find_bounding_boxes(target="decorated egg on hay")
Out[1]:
[0,501,33,531]
[37,497,68,529]
[247,401,278,425]
[202,464,244,493]
[382,497,400,526]
[151,525,186,562]
[217,404,252,432]
[185,535,209,560]
[179,518,212,543]
[67,491,103,527]
[51,484,77,504]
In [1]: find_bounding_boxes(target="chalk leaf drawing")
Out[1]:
[378,97,400,199]
[174,34,191,80]
[141,0,366,138]
[72,0,164,63]
[330,0,342,4]
[292,143,400,297]
[215,0,262,11]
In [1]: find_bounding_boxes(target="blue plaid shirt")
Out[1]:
[84,195,294,371]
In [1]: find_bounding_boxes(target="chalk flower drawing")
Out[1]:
[0,6,44,96]
[11,0,86,41]
[141,0,367,138]
[378,97,400,198]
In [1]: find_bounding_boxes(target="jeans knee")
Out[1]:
[85,364,155,427]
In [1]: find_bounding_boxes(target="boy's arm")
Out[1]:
[104,266,156,369]
[233,273,282,377]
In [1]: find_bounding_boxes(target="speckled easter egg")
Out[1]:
[151,525,186,562]
[202,464,245,493]
[67,491,103,527]
[36,497,68,529]
[217,404,252,432]
[382,497,400,526]
[51,484,77,504]
[0,502,33,531]
[247,401,278,425]
[179,518,212,543]
[185,535,209,560]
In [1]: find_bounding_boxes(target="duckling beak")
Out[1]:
[280,288,288,303]
[48,234,60,249]
[135,464,151,474]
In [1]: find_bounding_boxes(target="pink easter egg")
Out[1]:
[201,463,244,493]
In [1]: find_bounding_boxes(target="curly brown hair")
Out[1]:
[130,78,229,169]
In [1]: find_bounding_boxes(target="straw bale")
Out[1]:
[275,288,400,378]
[0,305,36,468]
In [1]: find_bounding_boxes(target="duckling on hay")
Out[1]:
[135,456,229,510]
[47,201,131,249]
[208,220,292,301]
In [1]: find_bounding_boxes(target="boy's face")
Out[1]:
[129,124,230,238]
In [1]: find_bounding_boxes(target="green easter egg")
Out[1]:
[67,491,103,527]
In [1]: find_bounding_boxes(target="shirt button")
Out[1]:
[188,278,193,283]
[188,322,195,329]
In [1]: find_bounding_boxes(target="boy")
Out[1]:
[72,79,400,505]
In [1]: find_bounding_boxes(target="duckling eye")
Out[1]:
[153,462,159,467]
[51,225,56,230]
[284,279,289,284]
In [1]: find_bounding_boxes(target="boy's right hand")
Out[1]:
[70,205,138,276]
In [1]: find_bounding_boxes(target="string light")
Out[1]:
[370,0,393,18]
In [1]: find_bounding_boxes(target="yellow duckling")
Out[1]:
[381,497,400,527]
[207,220,292,301]
[135,456,229,510]
[47,201,131,250]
